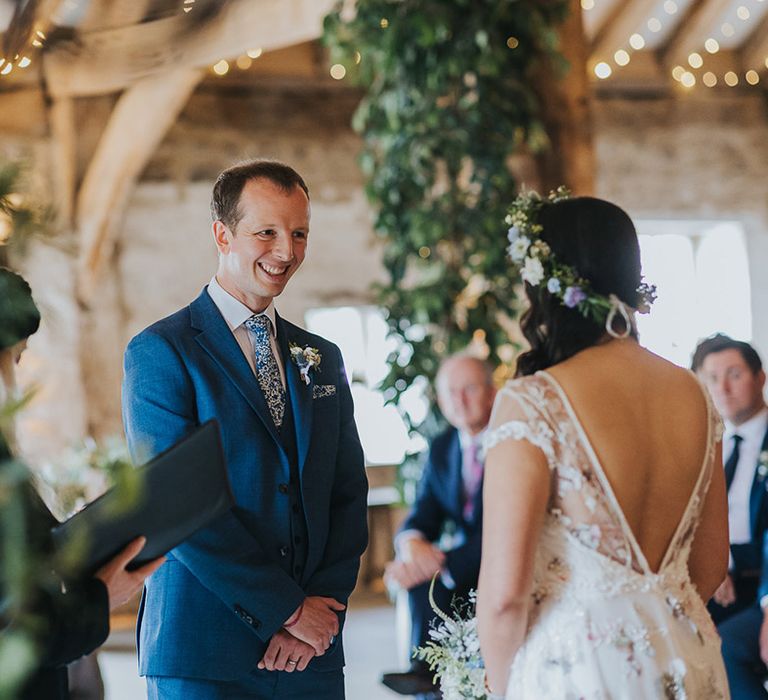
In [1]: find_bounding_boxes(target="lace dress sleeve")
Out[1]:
[483,380,555,463]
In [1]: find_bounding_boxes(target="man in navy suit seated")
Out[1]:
[381,355,496,697]
[693,334,768,697]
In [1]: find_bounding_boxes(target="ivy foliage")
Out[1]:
[324,0,570,433]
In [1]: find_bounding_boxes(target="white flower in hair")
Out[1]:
[508,235,530,263]
[521,256,545,285]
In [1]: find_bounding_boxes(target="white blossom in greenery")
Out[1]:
[521,256,544,286]
[507,225,520,242]
[547,277,561,294]
[508,235,530,262]
[415,590,487,700]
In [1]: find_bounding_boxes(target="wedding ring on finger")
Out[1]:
[286,659,298,668]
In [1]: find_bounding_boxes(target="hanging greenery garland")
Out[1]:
[324,1,571,437]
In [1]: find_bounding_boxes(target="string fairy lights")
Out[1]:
[585,0,768,90]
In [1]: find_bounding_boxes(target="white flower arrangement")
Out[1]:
[289,343,322,385]
[414,583,488,700]
[758,450,768,482]
[505,187,657,323]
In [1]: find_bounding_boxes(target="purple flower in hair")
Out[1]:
[563,286,587,308]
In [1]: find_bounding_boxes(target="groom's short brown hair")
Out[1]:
[210,159,310,231]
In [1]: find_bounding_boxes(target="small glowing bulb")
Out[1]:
[246,48,262,59]
[353,51,362,65]
[688,52,703,69]
[18,56,31,68]
[647,17,662,33]
[1,63,12,75]
[418,246,431,259]
[506,36,519,49]
[703,72,717,87]
[212,60,229,76]
[629,33,646,50]
[724,71,739,86]
[614,49,630,66]
[737,5,750,20]
[680,71,696,88]
[704,38,720,54]
[236,55,252,70]
[594,62,612,79]
[671,65,686,81]
[330,63,346,80]
[746,70,760,85]
[581,0,595,9]
[380,18,389,29]
[722,22,735,37]
[663,0,678,13]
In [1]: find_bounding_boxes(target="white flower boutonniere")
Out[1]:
[758,451,768,482]
[289,343,321,386]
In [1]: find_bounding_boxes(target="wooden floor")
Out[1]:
[100,590,405,699]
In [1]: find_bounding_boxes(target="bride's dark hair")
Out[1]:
[515,197,642,377]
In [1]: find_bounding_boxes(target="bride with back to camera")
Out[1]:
[477,191,730,698]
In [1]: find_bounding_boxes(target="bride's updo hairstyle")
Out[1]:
[515,197,642,377]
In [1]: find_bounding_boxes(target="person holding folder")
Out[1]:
[122,160,368,699]
[0,267,164,700]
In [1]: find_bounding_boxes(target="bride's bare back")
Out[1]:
[547,339,727,580]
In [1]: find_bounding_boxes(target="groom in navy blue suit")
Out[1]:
[122,160,368,699]
[381,355,496,697]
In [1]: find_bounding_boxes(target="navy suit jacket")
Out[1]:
[400,427,482,593]
[121,288,368,680]
[733,426,768,580]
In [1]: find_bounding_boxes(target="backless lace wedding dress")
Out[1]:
[484,371,729,699]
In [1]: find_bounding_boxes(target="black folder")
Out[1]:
[52,420,234,576]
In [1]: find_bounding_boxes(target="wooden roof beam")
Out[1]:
[590,0,658,64]
[43,0,336,98]
[660,0,725,69]
[741,10,768,74]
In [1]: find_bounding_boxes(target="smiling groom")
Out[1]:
[122,160,368,699]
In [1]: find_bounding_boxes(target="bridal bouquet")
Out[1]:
[414,585,487,700]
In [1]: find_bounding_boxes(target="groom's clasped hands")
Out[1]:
[257,596,346,673]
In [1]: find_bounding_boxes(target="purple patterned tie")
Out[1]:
[463,441,483,520]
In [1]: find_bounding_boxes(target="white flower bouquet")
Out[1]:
[414,584,487,700]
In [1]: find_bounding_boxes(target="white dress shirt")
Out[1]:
[724,406,768,545]
[206,276,286,388]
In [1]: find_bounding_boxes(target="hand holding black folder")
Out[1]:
[52,420,234,576]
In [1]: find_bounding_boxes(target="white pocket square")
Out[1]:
[312,384,336,399]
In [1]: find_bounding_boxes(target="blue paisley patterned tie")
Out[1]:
[244,314,285,428]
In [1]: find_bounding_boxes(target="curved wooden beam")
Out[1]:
[75,67,202,303]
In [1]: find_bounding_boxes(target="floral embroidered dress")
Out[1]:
[485,371,729,700]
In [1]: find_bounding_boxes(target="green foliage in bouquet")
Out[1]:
[323,0,571,463]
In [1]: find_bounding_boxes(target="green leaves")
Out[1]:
[323,0,569,452]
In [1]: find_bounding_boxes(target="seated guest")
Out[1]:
[0,267,164,700]
[381,355,496,697]
[693,334,768,625]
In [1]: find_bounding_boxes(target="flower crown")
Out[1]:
[505,187,657,325]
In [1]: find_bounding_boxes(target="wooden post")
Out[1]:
[534,0,595,196]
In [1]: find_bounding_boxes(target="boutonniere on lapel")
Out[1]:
[758,451,768,483]
[289,343,322,385]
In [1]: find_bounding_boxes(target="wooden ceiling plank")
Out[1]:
[43,0,336,98]
[75,67,202,301]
